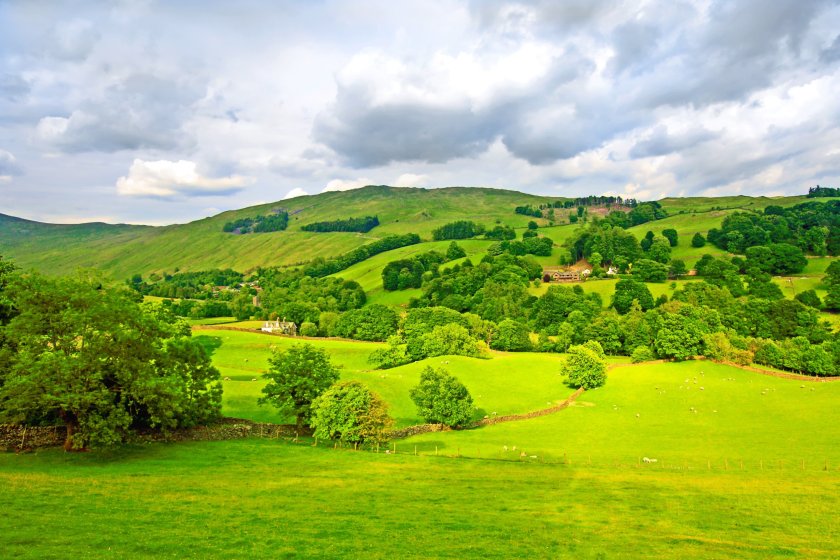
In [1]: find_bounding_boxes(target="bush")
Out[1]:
[299,322,318,337]
[409,366,475,427]
[630,346,656,363]
[490,319,532,351]
[310,381,393,444]
[564,341,607,389]
[691,233,706,248]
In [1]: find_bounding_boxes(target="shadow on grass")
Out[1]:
[194,335,223,358]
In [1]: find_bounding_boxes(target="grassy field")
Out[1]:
[1,439,837,559]
[197,328,630,427]
[3,329,839,558]
[407,361,840,466]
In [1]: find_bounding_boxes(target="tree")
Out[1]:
[0,272,221,450]
[795,289,822,309]
[691,232,706,248]
[259,343,339,430]
[647,237,672,264]
[333,305,398,341]
[309,381,393,444]
[632,259,668,282]
[612,278,654,314]
[446,241,466,261]
[527,220,539,230]
[410,366,475,427]
[669,259,688,278]
[564,341,607,389]
[490,319,532,351]
[662,228,678,247]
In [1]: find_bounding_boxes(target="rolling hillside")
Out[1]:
[0,185,833,280]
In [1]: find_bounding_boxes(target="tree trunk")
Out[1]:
[296,414,304,432]
[61,411,81,452]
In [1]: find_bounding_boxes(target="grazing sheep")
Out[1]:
[635,413,640,418]
[251,378,257,381]
[512,446,517,451]
[503,445,508,451]
[643,457,652,463]
[520,451,527,458]
[700,387,704,391]
[483,415,489,419]
[223,376,231,381]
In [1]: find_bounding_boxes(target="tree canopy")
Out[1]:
[0,271,221,450]
[259,343,339,429]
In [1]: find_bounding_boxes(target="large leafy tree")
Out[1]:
[564,341,607,389]
[309,381,393,445]
[0,271,221,450]
[259,343,339,430]
[612,278,654,314]
[410,366,475,427]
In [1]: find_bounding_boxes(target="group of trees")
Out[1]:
[381,244,464,291]
[0,258,222,450]
[707,201,839,256]
[514,205,543,217]
[259,344,478,446]
[303,234,421,277]
[432,220,485,241]
[807,186,840,198]
[223,211,289,234]
[300,215,380,233]
[130,268,245,299]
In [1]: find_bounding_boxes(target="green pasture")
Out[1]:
[2,440,837,559]
[196,328,631,427]
[407,361,840,467]
[329,238,493,293]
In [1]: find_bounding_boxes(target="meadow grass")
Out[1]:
[197,329,630,427]
[407,361,840,467]
[1,439,837,559]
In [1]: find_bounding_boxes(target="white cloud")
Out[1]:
[322,177,373,192]
[116,159,252,198]
[283,187,309,199]
[394,173,430,187]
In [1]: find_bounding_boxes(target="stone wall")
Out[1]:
[1,418,306,452]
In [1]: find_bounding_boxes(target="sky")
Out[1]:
[1,0,840,225]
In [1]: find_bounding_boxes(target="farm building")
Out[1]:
[542,267,580,283]
[261,319,297,335]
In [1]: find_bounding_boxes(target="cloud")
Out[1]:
[629,126,717,159]
[283,187,309,199]
[322,177,373,192]
[36,73,204,153]
[49,18,100,61]
[394,173,430,188]
[116,159,252,198]
[0,149,22,180]
[822,34,840,63]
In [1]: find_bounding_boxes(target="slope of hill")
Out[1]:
[0,186,831,280]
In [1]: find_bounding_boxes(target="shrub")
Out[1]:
[299,322,318,337]
[564,341,607,389]
[310,381,393,444]
[409,366,475,427]
[630,346,656,363]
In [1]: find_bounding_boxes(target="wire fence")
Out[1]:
[268,432,840,474]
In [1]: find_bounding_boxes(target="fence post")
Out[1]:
[414,445,417,456]
[435,445,438,456]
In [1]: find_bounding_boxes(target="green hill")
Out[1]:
[0,186,833,280]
